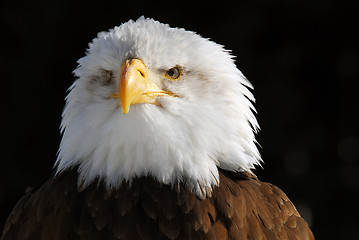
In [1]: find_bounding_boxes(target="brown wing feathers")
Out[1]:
[1,168,314,240]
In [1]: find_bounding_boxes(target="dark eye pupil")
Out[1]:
[168,69,175,76]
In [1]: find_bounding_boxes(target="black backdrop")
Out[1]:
[1,1,358,239]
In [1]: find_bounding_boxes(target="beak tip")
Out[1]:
[122,106,129,115]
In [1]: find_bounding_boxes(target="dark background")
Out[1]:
[1,0,358,239]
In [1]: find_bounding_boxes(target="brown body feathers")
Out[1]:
[1,168,314,240]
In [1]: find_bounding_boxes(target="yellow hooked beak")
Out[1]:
[111,58,176,114]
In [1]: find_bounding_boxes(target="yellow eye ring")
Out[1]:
[164,67,181,80]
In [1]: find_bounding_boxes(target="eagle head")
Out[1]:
[56,17,261,198]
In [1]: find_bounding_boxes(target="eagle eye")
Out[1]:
[104,70,114,84]
[164,67,181,80]
[95,69,114,85]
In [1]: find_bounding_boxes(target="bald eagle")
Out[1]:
[1,17,314,240]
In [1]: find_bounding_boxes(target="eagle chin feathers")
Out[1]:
[56,17,261,198]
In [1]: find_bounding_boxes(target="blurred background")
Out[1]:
[1,0,358,239]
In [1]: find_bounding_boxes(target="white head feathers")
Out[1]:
[56,17,261,198]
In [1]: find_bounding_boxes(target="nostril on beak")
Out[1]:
[138,69,145,77]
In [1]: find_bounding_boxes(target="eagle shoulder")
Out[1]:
[215,170,314,239]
